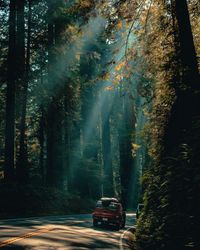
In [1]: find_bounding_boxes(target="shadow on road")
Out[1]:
[0,214,136,249]
[1,245,25,250]
[0,222,121,249]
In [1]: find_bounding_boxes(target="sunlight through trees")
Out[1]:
[0,1,199,249]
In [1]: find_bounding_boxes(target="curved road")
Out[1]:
[0,213,136,250]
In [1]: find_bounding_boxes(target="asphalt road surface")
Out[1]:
[0,213,136,250]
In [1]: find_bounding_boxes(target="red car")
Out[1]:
[92,197,126,230]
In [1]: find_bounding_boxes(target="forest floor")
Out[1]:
[0,183,95,219]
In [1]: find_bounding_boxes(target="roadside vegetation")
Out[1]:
[0,183,95,218]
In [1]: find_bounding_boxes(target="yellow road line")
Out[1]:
[0,227,53,248]
[0,220,88,248]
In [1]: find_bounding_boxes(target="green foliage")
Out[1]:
[2,6,199,250]
[0,0,144,217]
[122,0,200,249]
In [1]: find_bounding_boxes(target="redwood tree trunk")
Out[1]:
[46,1,64,189]
[39,105,45,184]
[17,0,32,183]
[101,95,114,197]
[15,0,27,183]
[118,95,135,209]
[162,1,200,247]
[172,0,199,88]
[4,0,17,181]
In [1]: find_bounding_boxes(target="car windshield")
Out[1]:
[96,200,119,211]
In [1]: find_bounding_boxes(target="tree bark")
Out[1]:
[17,0,32,183]
[4,0,17,181]
[171,0,199,89]
[101,95,114,197]
[15,0,27,183]
[161,1,200,247]
[39,105,45,184]
[118,94,135,209]
[46,1,64,189]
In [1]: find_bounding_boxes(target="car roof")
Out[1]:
[99,197,119,202]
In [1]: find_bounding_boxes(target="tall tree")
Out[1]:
[135,0,200,249]
[46,0,64,189]
[17,0,32,183]
[162,0,200,247]
[118,94,135,209]
[4,0,16,181]
[15,0,27,182]
[171,0,199,87]
[101,94,114,196]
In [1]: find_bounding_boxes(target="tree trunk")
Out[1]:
[39,105,45,184]
[63,91,72,191]
[101,94,114,197]
[165,0,200,149]
[4,0,17,181]
[46,1,64,189]
[17,0,32,183]
[46,98,64,189]
[171,0,199,89]
[118,95,135,209]
[161,1,200,247]
[15,0,27,183]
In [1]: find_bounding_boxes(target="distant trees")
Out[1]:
[1,4,198,249]
[1,0,147,216]
[4,0,31,183]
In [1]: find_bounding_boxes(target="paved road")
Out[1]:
[0,213,136,250]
